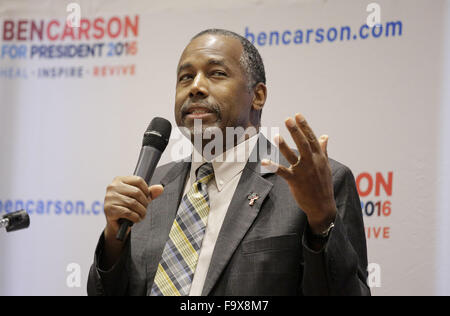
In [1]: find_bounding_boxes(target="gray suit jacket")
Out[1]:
[87,135,370,296]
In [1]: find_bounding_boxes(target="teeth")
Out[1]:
[191,110,208,114]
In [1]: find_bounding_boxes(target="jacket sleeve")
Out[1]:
[87,232,131,296]
[301,164,371,296]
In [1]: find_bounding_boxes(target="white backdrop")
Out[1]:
[0,0,449,296]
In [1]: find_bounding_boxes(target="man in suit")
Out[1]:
[87,29,370,296]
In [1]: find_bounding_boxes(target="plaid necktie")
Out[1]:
[150,163,214,296]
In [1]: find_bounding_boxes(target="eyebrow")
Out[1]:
[177,59,230,76]
[207,59,227,68]
[177,63,193,76]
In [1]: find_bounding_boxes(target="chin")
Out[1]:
[179,122,224,144]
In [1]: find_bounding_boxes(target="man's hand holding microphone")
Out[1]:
[100,118,171,270]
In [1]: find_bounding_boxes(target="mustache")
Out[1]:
[180,99,222,120]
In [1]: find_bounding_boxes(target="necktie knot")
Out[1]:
[195,163,214,184]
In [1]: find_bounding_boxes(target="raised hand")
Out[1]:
[262,113,336,235]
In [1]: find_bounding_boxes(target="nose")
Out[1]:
[189,72,209,98]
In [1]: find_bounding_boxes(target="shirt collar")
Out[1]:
[190,133,259,192]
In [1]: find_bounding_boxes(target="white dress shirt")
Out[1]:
[186,134,259,296]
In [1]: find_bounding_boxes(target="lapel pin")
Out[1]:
[247,192,259,206]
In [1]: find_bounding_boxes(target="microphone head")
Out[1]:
[143,117,172,151]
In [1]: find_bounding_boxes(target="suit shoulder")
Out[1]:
[328,158,355,180]
[150,159,189,185]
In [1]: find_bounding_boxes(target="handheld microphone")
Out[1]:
[116,117,172,241]
[1,210,30,232]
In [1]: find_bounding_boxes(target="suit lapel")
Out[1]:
[201,135,278,295]
[146,159,191,286]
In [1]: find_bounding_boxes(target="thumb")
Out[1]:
[148,184,164,201]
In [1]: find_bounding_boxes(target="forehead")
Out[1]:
[178,34,243,68]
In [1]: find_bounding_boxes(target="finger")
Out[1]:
[113,192,148,219]
[294,113,321,153]
[285,117,313,161]
[109,204,141,224]
[319,135,328,158]
[261,159,293,179]
[274,135,298,165]
[119,182,150,208]
[149,184,164,201]
[120,176,151,198]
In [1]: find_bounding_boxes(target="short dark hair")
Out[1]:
[191,29,266,90]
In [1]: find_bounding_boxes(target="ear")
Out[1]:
[252,82,267,111]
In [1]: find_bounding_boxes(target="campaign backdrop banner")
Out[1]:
[0,0,449,296]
